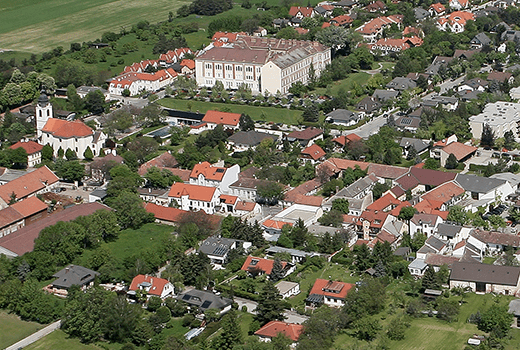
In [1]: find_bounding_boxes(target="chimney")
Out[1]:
[65,267,70,274]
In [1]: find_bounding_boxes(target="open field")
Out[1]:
[23,330,108,350]
[314,72,371,96]
[0,311,46,349]
[0,0,189,53]
[159,98,304,125]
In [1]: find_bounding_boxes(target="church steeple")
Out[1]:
[36,91,52,138]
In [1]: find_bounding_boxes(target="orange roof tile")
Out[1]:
[430,3,445,13]
[262,219,293,230]
[441,142,477,161]
[9,141,43,155]
[289,6,314,17]
[366,193,401,212]
[42,119,93,138]
[180,59,195,70]
[168,183,217,202]
[241,256,288,275]
[301,144,326,161]
[190,162,227,181]
[331,14,353,25]
[421,182,465,205]
[0,207,23,228]
[220,194,238,205]
[255,321,303,342]
[0,166,58,203]
[144,202,187,222]
[235,201,257,212]
[202,110,241,126]
[309,278,354,300]
[10,196,47,217]
[129,274,170,296]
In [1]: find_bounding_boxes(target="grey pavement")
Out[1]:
[347,115,387,138]
[437,76,465,95]
[234,297,309,324]
[6,320,61,350]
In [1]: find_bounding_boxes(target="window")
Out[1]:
[215,64,222,70]
[235,66,242,71]
[225,65,232,70]
[246,66,253,72]
[205,63,212,69]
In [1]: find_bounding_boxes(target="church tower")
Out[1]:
[36,92,52,138]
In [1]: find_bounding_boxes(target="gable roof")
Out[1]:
[441,142,477,161]
[202,110,241,126]
[199,236,236,257]
[0,207,23,229]
[450,262,520,286]
[168,182,217,202]
[287,127,323,141]
[366,193,401,212]
[399,138,429,153]
[9,141,43,155]
[396,167,456,190]
[227,130,277,146]
[411,212,441,225]
[0,166,59,203]
[437,223,463,238]
[367,163,408,180]
[138,152,179,176]
[308,278,354,300]
[190,162,227,181]
[455,173,507,194]
[421,181,465,204]
[332,133,362,147]
[487,71,512,83]
[301,144,326,160]
[262,219,293,230]
[129,274,171,296]
[289,6,314,17]
[471,32,492,46]
[179,289,232,310]
[235,200,257,212]
[52,264,99,289]
[241,256,288,275]
[471,230,520,247]
[42,119,93,138]
[10,196,48,218]
[144,202,186,222]
[255,321,304,342]
[424,253,459,268]
[0,202,111,256]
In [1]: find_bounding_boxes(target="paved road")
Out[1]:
[234,297,309,324]
[6,320,61,350]
[437,76,465,95]
[347,115,388,138]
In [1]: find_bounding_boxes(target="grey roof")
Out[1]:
[227,130,277,147]
[455,173,507,194]
[462,78,488,89]
[356,96,381,113]
[386,77,417,91]
[335,174,377,198]
[425,235,447,251]
[373,89,399,101]
[492,22,511,33]
[314,6,327,14]
[502,29,520,42]
[393,246,411,256]
[179,289,232,311]
[417,244,437,255]
[395,116,421,129]
[409,258,427,270]
[422,95,458,107]
[425,56,454,75]
[326,109,360,123]
[334,0,357,7]
[450,262,520,286]
[199,236,236,257]
[509,299,520,316]
[437,223,462,238]
[399,138,429,153]
[414,7,430,20]
[0,168,34,184]
[275,281,299,295]
[52,264,99,289]
[457,89,481,101]
[77,86,107,94]
[266,246,318,258]
[471,33,492,46]
[273,18,291,26]
[489,172,520,187]
[90,188,107,199]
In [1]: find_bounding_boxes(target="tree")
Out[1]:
[55,160,85,182]
[504,130,516,150]
[398,206,417,222]
[372,182,390,200]
[509,207,520,223]
[302,104,319,122]
[42,144,53,161]
[105,192,154,229]
[83,146,94,161]
[139,103,165,127]
[255,280,285,325]
[297,306,341,350]
[127,137,159,164]
[67,84,84,112]
[102,294,142,342]
[213,310,242,350]
[145,167,182,189]
[270,257,284,282]
[354,317,381,341]
[478,305,514,336]
[447,205,469,225]
[436,298,459,322]
[424,158,439,170]
[65,148,78,161]
[386,317,408,341]
[84,90,106,114]
[147,296,162,311]
[257,182,284,204]
[318,209,343,227]
[481,124,495,148]
[445,153,458,169]
[239,114,255,131]
[421,266,439,290]
[331,198,349,214]
[489,214,506,230]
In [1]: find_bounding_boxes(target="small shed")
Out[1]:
[423,289,442,301]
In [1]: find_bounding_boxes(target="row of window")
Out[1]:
[204,63,258,73]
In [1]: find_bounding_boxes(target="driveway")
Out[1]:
[233,297,309,324]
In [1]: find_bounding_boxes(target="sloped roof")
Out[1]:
[437,223,462,238]
[0,166,59,203]
[179,289,232,310]
[0,207,23,229]
[144,202,187,222]
[168,182,217,202]
[180,59,195,70]
[367,163,408,180]
[471,230,520,247]
[199,236,236,257]
[450,262,520,286]
[441,142,477,161]
[301,144,326,160]
[10,196,47,218]
[202,110,241,126]
[227,130,277,146]
[42,119,93,138]
[332,133,362,146]
[421,181,464,204]
[308,278,354,300]
[262,219,293,230]
[190,161,227,181]
[52,264,99,289]
[9,141,43,155]
[138,152,178,176]
[241,256,288,274]
[455,174,507,194]
[129,274,170,296]
[289,6,314,17]
[235,201,257,212]
[287,127,323,141]
[255,321,303,342]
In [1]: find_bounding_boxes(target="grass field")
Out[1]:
[0,311,46,349]
[314,72,371,96]
[159,98,304,125]
[0,0,190,53]
[23,330,107,350]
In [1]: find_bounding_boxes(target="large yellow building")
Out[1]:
[195,35,331,95]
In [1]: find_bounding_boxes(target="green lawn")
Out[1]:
[314,72,371,96]
[76,223,175,265]
[158,98,303,125]
[0,0,190,53]
[162,317,190,338]
[22,330,104,350]
[0,311,46,349]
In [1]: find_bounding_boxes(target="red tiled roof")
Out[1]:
[301,144,326,161]
[287,127,323,141]
[190,162,227,181]
[441,142,477,161]
[144,203,186,222]
[0,166,59,203]
[356,15,403,35]
[159,48,192,63]
[9,141,43,155]
[10,196,47,218]
[202,110,241,126]
[424,253,460,268]
[309,278,354,300]
[180,59,195,70]
[0,207,23,229]
[317,158,369,177]
[357,210,389,228]
[262,219,293,230]
[235,201,256,212]
[212,32,241,42]
[367,163,408,180]
[366,193,401,212]
[430,3,445,13]
[0,202,111,256]
[289,6,314,17]
[421,182,465,205]
[295,27,310,35]
[220,194,238,205]
[138,152,179,176]
[471,230,520,247]
[255,321,303,342]
[168,183,217,202]
[487,71,512,83]
[332,133,361,146]
[42,119,93,138]
[129,274,170,296]
[331,14,353,25]
[284,179,323,206]
[241,256,288,275]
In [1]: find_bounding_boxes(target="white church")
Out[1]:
[36,93,107,159]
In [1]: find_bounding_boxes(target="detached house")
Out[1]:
[178,289,232,313]
[241,256,295,278]
[420,181,465,211]
[455,174,514,209]
[300,144,326,164]
[168,183,221,214]
[437,11,475,33]
[470,33,492,49]
[9,141,43,167]
[355,15,404,42]
[449,0,470,10]
[450,262,520,295]
[199,236,250,267]
[255,321,303,344]
[289,6,315,19]
[128,274,175,299]
[306,279,354,308]
[202,110,241,130]
[189,162,240,193]
[429,3,446,16]
[44,265,99,297]
[286,127,323,147]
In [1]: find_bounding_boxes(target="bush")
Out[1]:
[147,296,162,312]
[182,313,195,327]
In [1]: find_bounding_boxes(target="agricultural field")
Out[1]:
[0,311,46,349]
[0,0,189,53]
[159,98,304,125]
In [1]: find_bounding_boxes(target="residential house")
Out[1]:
[286,127,323,147]
[144,202,188,225]
[275,281,301,299]
[410,213,444,237]
[366,0,387,12]
[201,110,241,130]
[356,96,381,116]
[399,137,430,158]
[178,289,233,313]
[424,253,461,272]
[408,258,428,276]
[414,7,430,21]
[300,144,326,164]
[437,11,474,33]
[425,56,454,76]
[265,246,321,263]
[355,15,404,42]
[429,3,446,16]
[490,172,520,192]
[108,68,177,96]
[262,219,292,242]
[234,200,261,218]
[189,162,240,193]
[420,181,465,211]
[422,95,459,111]
[199,236,249,266]
[325,109,362,126]
[502,29,520,42]
[44,265,99,297]
[373,89,399,101]
[0,196,47,238]
[306,279,354,308]
[282,179,323,207]
[449,0,470,10]
[386,77,417,91]
[470,33,492,49]
[0,166,58,208]
[180,59,195,75]
[436,222,472,244]
[430,136,477,167]
[128,275,175,299]
[452,239,482,260]
[241,256,295,278]
[330,14,353,26]
[168,183,221,214]
[469,230,520,254]
[229,177,275,201]
[394,116,421,133]
[255,321,304,343]
[314,5,334,17]
[289,6,315,19]
[450,262,520,295]
[454,49,481,60]
[393,167,457,197]
[458,78,488,92]
[455,173,513,209]
[417,235,448,259]
[487,71,514,84]
[76,86,110,100]
[9,141,43,167]
[227,131,278,152]
[159,47,192,65]
[332,133,362,150]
